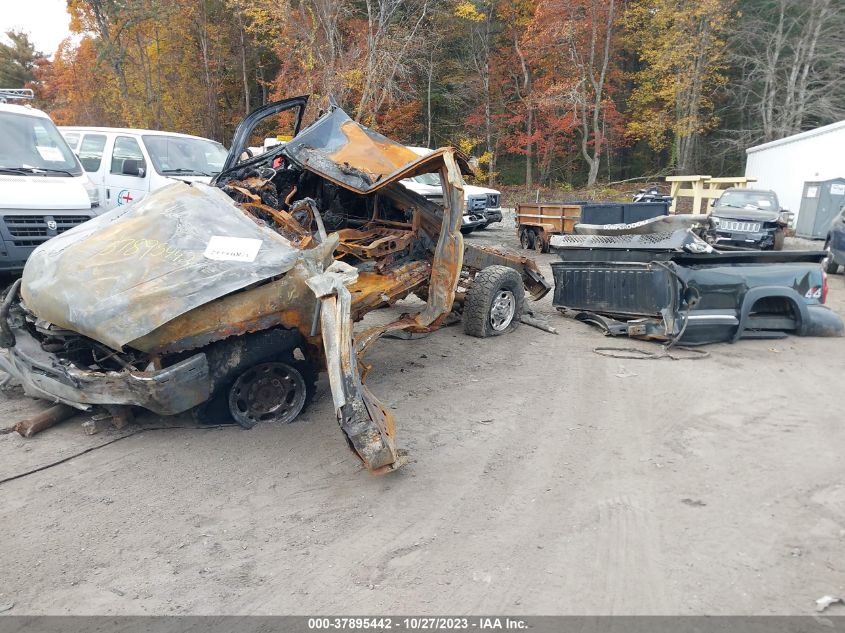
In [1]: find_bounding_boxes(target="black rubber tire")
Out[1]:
[460,226,475,235]
[228,360,308,429]
[533,230,548,254]
[463,265,525,338]
[194,350,317,427]
[519,228,533,250]
[772,229,785,251]
[823,241,839,274]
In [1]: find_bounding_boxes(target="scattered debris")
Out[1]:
[816,595,843,612]
[594,345,710,361]
[81,413,113,436]
[681,498,707,507]
[14,404,76,438]
[520,308,558,334]
[614,369,638,378]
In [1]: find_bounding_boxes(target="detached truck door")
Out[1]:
[104,136,149,209]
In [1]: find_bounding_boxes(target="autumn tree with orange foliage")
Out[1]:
[23,0,845,185]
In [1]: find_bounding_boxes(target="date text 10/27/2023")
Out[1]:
[307,617,528,631]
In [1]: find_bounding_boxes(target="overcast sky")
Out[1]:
[2,0,73,56]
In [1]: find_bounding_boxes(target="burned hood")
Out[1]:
[283,107,471,194]
[20,182,306,350]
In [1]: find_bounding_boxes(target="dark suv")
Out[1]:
[708,188,788,250]
[823,205,845,275]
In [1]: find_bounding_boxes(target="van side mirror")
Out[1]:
[710,198,716,207]
[121,159,145,177]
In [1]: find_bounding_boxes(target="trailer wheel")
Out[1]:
[533,230,548,254]
[519,228,533,250]
[463,265,524,338]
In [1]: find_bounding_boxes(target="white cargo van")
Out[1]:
[60,127,228,211]
[0,89,100,272]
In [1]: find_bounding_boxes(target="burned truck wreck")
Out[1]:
[0,96,549,474]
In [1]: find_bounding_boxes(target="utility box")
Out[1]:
[795,177,845,239]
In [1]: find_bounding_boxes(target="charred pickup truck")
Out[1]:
[551,225,843,345]
[0,96,549,474]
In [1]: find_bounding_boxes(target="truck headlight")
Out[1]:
[84,178,100,209]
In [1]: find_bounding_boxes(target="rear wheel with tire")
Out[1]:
[823,240,839,274]
[533,230,548,254]
[463,265,525,338]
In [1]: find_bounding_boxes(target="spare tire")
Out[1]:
[463,265,525,338]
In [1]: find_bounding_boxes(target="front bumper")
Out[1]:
[483,207,503,224]
[461,214,486,232]
[712,228,777,249]
[0,327,211,415]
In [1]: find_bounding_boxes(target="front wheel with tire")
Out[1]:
[823,240,839,274]
[772,228,785,251]
[463,265,525,338]
[533,230,548,253]
[228,361,309,428]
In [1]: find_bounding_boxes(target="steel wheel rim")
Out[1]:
[490,290,516,331]
[823,242,832,269]
[229,362,306,426]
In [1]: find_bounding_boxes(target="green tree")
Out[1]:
[0,30,43,87]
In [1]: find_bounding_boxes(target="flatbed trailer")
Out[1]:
[516,201,669,253]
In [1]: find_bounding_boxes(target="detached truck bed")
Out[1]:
[550,249,843,345]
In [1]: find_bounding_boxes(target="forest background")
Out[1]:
[2,0,843,189]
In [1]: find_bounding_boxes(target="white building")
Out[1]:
[745,120,845,220]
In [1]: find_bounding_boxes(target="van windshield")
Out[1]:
[0,111,82,176]
[143,135,228,177]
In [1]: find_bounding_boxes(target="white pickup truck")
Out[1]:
[401,146,503,232]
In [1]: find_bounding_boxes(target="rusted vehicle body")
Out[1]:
[0,96,549,474]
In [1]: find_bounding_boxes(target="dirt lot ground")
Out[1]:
[0,213,842,615]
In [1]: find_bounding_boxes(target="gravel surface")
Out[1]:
[0,219,842,615]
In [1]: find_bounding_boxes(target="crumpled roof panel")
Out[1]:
[284,107,470,193]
